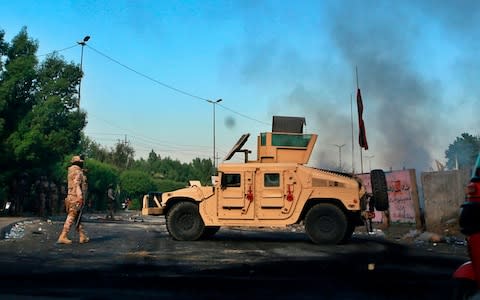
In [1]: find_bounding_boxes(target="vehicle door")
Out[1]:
[256,169,297,220]
[217,171,255,220]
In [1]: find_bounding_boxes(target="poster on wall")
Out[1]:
[357,170,418,223]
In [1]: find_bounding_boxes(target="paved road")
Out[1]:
[0,213,469,299]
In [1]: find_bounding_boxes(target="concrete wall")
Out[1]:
[421,169,470,231]
[357,169,421,227]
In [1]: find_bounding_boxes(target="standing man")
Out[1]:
[106,184,115,220]
[49,181,59,215]
[57,155,89,244]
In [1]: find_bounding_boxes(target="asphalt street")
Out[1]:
[0,213,470,299]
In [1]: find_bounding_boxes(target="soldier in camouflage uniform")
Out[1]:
[57,155,89,244]
[49,181,59,215]
[106,184,115,220]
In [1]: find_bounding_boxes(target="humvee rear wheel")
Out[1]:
[166,201,205,241]
[305,203,348,244]
[201,226,220,239]
[370,169,389,211]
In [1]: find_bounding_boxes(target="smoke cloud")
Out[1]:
[326,2,439,172]
[222,1,479,172]
[324,1,480,172]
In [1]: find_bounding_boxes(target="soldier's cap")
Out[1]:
[70,155,84,163]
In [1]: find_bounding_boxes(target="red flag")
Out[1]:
[356,88,368,150]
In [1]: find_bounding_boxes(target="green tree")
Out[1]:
[154,178,187,192]
[5,56,85,172]
[107,141,135,171]
[83,159,119,211]
[445,133,480,170]
[120,170,156,202]
[191,157,213,184]
[0,30,7,71]
[80,134,109,162]
[148,149,159,164]
[0,27,86,213]
[0,27,38,169]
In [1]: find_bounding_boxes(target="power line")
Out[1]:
[85,114,233,159]
[86,44,210,102]
[36,42,270,157]
[85,134,215,159]
[217,103,270,126]
[85,44,270,126]
[37,44,78,57]
[35,42,270,126]
[86,113,214,150]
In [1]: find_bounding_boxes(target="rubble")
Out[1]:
[129,215,144,222]
[4,222,26,240]
[416,231,444,243]
[353,228,385,238]
[401,229,466,245]
[445,236,467,246]
[402,229,421,240]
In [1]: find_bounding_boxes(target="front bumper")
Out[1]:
[141,192,165,216]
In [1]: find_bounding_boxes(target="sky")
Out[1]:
[1,0,479,173]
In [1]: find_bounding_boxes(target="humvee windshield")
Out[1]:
[261,133,313,148]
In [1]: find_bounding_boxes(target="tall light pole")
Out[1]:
[207,99,222,172]
[331,144,346,170]
[77,35,90,110]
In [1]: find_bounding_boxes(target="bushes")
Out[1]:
[128,198,141,211]
[83,159,119,211]
[120,170,157,201]
[155,179,187,192]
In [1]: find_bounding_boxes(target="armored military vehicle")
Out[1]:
[142,116,388,244]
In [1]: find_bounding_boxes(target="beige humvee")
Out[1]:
[142,116,388,244]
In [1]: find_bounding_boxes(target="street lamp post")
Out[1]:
[207,99,222,172]
[77,35,90,110]
[331,144,346,170]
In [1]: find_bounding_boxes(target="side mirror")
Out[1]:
[211,176,219,186]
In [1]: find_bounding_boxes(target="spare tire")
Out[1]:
[370,169,389,211]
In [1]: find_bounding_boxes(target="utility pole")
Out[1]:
[77,35,90,110]
[331,144,346,171]
[207,99,222,173]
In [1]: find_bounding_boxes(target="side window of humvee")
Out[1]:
[264,173,280,187]
[224,173,241,187]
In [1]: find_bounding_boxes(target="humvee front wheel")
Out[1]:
[166,201,205,241]
[305,203,347,244]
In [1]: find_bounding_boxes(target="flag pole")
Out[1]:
[356,66,364,173]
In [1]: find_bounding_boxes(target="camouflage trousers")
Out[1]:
[106,200,114,219]
[62,197,82,233]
